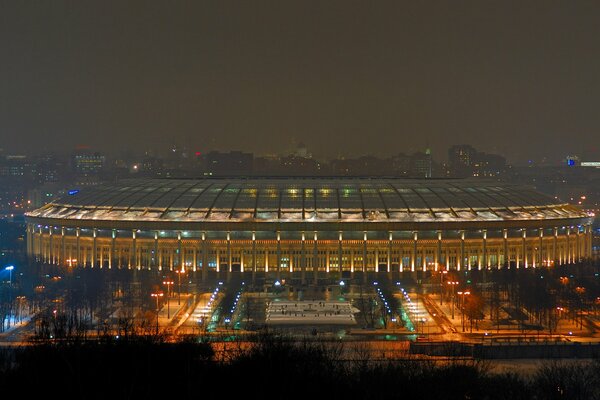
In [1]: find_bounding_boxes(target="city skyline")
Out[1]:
[1,1,600,162]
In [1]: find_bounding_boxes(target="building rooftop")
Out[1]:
[26,178,588,223]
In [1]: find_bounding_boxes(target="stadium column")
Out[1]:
[538,228,543,268]
[387,231,392,274]
[412,231,417,273]
[313,231,319,284]
[553,227,558,266]
[201,232,207,282]
[154,231,159,271]
[276,231,281,280]
[61,227,66,266]
[522,229,527,268]
[31,225,35,259]
[566,227,571,264]
[459,230,465,271]
[240,245,244,274]
[436,231,442,271]
[37,226,42,262]
[216,248,220,273]
[76,228,81,267]
[301,232,306,284]
[399,246,404,273]
[49,226,53,264]
[92,228,97,268]
[177,231,182,271]
[131,230,136,269]
[482,230,487,270]
[252,231,256,281]
[192,247,197,272]
[339,231,343,275]
[227,231,232,280]
[374,248,379,273]
[264,246,268,273]
[99,233,103,268]
[362,231,367,283]
[576,226,581,262]
[110,229,116,269]
[497,247,501,269]
[503,229,508,269]
[583,225,588,259]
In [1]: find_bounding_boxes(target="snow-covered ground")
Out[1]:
[266,300,359,325]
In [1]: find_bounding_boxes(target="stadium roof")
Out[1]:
[26,178,588,223]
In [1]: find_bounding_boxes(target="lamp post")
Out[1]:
[458,291,470,332]
[151,292,164,334]
[175,269,185,305]
[439,270,448,305]
[163,280,174,318]
[447,281,459,319]
[555,306,564,334]
[5,265,14,285]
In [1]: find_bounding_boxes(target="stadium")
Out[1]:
[25,178,594,282]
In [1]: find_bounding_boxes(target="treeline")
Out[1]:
[0,335,599,399]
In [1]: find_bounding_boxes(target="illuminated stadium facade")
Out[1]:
[25,178,594,281]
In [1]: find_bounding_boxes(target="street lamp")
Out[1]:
[555,306,564,334]
[5,265,14,285]
[163,280,174,318]
[447,281,459,319]
[439,270,448,305]
[175,269,185,305]
[457,291,470,332]
[151,292,164,334]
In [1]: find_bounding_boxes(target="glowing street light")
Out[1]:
[5,265,14,285]
[457,291,470,332]
[175,269,186,305]
[162,280,174,318]
[447,281,459,319]
[151,292,164,334]
[439,270,448,305]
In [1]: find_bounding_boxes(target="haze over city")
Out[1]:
[2,1,600,162]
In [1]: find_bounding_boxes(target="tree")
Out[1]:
[464,293,485,333]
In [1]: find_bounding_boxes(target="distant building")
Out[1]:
[410,149,432,178]
[294,142,312,159]
[448,145,506,178]
[330,156,392,176]
[448,145,477,177]
[72,152,105,176]
[471,153,506,177]
[391,153,411,176]
[279,155,321,175]
[32,154,65,184]
[0,155,30,178]
[201,151,254,176]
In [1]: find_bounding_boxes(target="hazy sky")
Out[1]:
[1,1,599,162]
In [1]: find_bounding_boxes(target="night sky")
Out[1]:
[1,1,599,162]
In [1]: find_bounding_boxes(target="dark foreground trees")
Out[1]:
[1,335,600,400]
